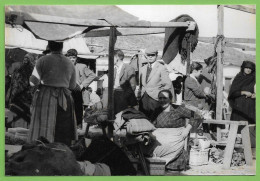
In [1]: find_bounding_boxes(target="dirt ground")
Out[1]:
[6,144,256,176]
[165,160,256,176]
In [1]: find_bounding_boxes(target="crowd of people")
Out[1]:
[5,40,256,175]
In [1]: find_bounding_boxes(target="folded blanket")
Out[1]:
[126,119,156,135]
[121,108,149,121]
[8,127,29,134]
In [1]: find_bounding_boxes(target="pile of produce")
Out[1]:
[209,147,245,166]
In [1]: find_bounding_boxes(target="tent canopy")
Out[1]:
[5,24,98,59]
[5,5,192,41]
[6,5,139,24]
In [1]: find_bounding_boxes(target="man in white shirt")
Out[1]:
[112,49,137,114]
[87,87,101,107]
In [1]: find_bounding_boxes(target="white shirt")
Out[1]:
[114,63,124,88]
[190,74,199,85]
[89,92,101,106]
[99,74,108,88]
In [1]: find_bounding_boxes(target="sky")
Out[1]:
[117,5,256,39]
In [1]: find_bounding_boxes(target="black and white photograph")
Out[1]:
[4,5,256,176]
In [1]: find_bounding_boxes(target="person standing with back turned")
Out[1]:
[28,41,77,146]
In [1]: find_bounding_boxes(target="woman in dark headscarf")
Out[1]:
[6,53,37,127]
[228,60,255,124]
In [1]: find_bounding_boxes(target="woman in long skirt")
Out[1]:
[28,41,77,146]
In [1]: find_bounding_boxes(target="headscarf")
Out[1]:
[7,53,36,107]
[229,61,255,101]
[23,53,36,66]
[240,60,255,72]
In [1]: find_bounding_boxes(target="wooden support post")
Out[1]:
[241,125,253,165]
[216,5,224,141]
[108,27,117,120]
[107,27,117,137]
[223,124,238,169]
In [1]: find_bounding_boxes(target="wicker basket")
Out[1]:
[145,158,166,175]
[189,148,210,166]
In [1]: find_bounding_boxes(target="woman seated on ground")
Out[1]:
[141,90,202,169]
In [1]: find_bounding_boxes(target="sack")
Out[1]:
[165,149,189,171]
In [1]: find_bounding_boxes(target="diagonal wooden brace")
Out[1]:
[223,124,238,169]
[241,124,253,166]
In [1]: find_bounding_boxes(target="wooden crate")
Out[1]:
[145,158,166,175]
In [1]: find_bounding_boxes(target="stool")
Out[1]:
[84,122,108,138]
[204,119,253,168]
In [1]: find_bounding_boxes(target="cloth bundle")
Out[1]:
[84,109,108,125]
[7,127,29,142]
[77,160,111,176]
[163,14,199,64]
[114,108,155,135]
[113,108,156,145]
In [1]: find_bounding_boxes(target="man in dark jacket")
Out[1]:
[109,49,138,115]
[66,49,98,125]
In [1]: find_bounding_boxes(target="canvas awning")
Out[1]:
[5,5,193,41]
[5,24,99,59]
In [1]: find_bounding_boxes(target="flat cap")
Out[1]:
[145,47,158,54]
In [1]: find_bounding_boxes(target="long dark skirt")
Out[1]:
[28,85,77,146]
[71,89,83,125]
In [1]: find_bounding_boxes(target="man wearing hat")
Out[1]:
[66,49,97,125]
[139,47,174,120]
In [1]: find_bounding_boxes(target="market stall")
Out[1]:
[5,5,256,175]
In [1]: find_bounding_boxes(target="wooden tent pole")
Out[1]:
[108,27,117,121]
[216,5,224,141]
